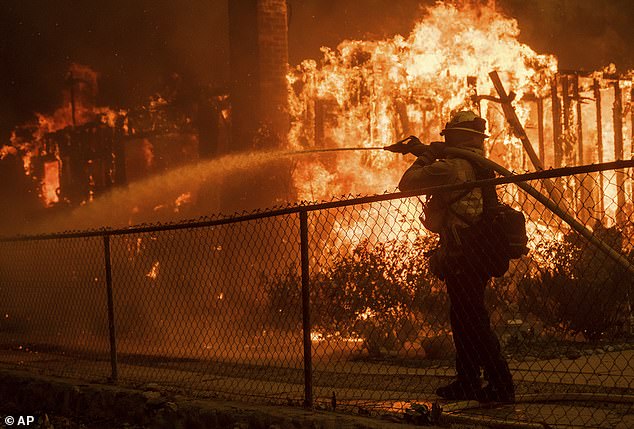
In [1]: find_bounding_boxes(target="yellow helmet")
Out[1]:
[440,110,489,138]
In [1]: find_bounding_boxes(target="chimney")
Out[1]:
[228,0,290,151]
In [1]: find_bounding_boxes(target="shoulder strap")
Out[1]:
[467,158,499,213]
[444,157,499,225]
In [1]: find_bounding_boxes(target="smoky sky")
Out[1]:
[1,0,633,140]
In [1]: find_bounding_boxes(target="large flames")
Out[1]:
[287,1,557,201]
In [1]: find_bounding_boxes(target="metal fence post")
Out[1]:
[103,234,118,383]
[299,210,313,408]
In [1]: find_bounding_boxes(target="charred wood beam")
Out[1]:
[488,71,542,169]
[573,75,583,165]
[613,81,626,225]
[562,75,571,132]
[488,71,569,212]
[559,69,633,82]
[537,98,545,165]
[551,76,563,168]
[593,79,605,219]
[573,75,592,223]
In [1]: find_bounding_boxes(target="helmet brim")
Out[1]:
[440,127,489,138]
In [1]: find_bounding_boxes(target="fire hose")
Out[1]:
[383,137,634,278]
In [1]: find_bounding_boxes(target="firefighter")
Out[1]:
[398,110,515,403]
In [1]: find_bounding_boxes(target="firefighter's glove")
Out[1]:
[427,141,446,159]
[416,141,447,165]
[384,135,427,156]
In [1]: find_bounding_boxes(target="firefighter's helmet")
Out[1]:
[440,111,489,138]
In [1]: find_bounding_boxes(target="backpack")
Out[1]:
[472,161,529,258]
[422,159,529,277]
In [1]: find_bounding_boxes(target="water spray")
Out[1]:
[282,146,384,156]
[281,135,424,156]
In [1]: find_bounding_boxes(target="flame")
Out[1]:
[42,161,60,206]
[146,261,160,280]
[287,1,558,250]
[174,192,192,212]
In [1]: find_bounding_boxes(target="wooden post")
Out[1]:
[562,75,571,134]
[573,75,583,165]
[560,75,576,211]
[613,81,626,225]
[551,77,563,168]
[561,75,570,133]
[574,75,591,223]
[537,98,545,166]
[593,79,605,220]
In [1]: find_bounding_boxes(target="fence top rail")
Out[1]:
[1,159,632,243]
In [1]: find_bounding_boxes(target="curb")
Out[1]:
[0,369,423,429]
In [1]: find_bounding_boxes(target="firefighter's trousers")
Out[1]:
[444,265,513,387]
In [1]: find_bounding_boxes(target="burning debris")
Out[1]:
[0,67,235,234]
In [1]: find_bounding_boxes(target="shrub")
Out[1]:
[517,224,633,340]
[262,235,449,355]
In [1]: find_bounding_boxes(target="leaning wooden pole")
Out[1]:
[489,71,542,169]
[488,71,568,211]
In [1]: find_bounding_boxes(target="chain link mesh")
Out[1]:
[1,164,633,427]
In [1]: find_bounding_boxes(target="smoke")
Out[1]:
[500,0,634,71]
[287,0,434,64]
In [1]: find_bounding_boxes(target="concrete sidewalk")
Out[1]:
[1,347,633,428]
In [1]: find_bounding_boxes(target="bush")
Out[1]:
[517,224,633,340]
[262,235,449,355]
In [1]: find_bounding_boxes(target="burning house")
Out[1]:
[0,0,632,230]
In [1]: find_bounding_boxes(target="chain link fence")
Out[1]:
[1,161,633,428]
